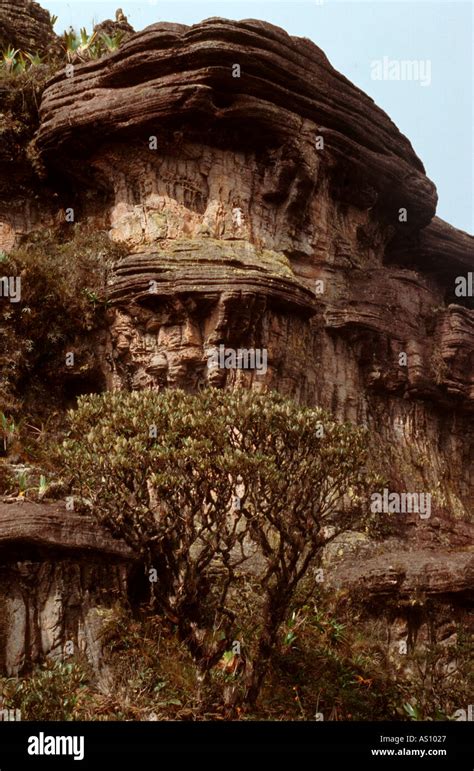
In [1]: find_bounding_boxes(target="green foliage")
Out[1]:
[0,29,125,186]
[0,23,124,84]
[16,469,28,494]
[62,27,124,62]
[60,388,372,549]
[0,47,45,75]
[0,411,16,442]
[38,473,49,496]
[0,461,16,494]
[24,52,44,67]
[394,628,473,721]
[0,59,55,167]
[403,702,422,720]
[100,32,124,53]
[94,608,192,719]
[1,46,20,73]
[0,659,89,720]
[63,28,99,62]
[13,51,28,74]
[0,227,125,413]
[59,388,375,709]
[2,600,469,722]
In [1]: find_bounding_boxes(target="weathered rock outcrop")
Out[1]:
[0,500,134,675]
[93,16,135,44]
[36,19,473,508]
[0,10,472,673]
[36,19,437,232]
[0,0,57,55]
[0,500,133,558]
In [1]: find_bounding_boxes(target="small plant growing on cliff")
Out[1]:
[59,389,374,711]
[77,27,98,59]
[0,412,16,454]
[63,28,99,63]
[1,46,20,73]
[0,48,43,75]
[100,32,124,53]
[63,30,79,62]
[24,52,44,68]
[13,51,29,75]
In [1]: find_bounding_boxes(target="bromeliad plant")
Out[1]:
[1,26,124,76]
[63,29,82,62]
[0,412,16,454]
[0,47,43,74]
[100,32,124,53]
[25,52,43,67]
[1,46,20,73]
[76,27,98,60]
[59,388,377,711]
[63,28,102,62]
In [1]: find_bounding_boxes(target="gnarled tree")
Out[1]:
[59,388,375,710]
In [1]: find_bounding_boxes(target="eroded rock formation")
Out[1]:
[0,0,56,55]
[0,7,472,673]
[0,500,134,675]
[33,18,472,506]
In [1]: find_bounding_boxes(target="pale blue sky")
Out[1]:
[45,0,473,234]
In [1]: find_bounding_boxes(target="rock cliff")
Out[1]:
[0,499,133,675]
[33,17,472,510]
[0,4,472,675]
[0,0,56,55]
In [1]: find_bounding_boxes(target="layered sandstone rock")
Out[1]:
[0,500,134,675]
[0,11,472,671]
[37,19,437,231]
[36,19,472,513]
[0,499,133,558]
[33,19,474,514]
[0,0,57,55]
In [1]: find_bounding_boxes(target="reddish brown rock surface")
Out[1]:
[0,500,133,675]
[0,499,133,558]
[37,18,437,232]
[0,8,472,672]
[0,0,57,54]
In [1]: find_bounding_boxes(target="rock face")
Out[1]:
[0,0,56,54]
[0,501,134,675]
[0,11,472,672]
[0,1,59,254]
[37,19,437,229]
[34,18,472,510]
[0,499,134,558]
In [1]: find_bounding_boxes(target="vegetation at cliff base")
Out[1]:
[1,594,471,722]
[58,388,379,712]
